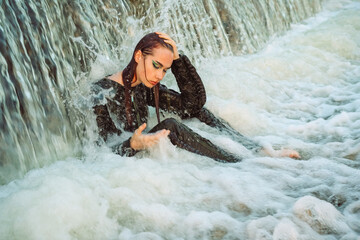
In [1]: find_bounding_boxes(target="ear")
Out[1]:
[134,50,142,63]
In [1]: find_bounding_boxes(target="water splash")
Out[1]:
[0,0,359,239]
[0,0,322,182]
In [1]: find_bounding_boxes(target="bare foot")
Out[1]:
[262,148,301,159]
[278,149,301,159]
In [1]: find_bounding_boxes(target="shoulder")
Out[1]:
[93,77,116,89]
[91,77,121,105]
[92,77,125,93]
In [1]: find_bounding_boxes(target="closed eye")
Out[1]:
[152,60,160,69]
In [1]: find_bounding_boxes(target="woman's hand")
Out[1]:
[156,32,180,60]
[130,123,170,150]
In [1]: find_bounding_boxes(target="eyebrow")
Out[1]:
[154,60,170,69]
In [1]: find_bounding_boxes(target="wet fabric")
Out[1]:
[148,118,241,162]
[92,55,206,133]
[92,55,260,162]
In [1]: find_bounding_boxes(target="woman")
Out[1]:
[92,32,299,162]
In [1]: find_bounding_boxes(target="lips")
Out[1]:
[148,80,157,85]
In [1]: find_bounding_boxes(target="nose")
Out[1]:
[156,70,164,81]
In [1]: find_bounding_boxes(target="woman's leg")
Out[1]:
[195,108,262,152]
[149,118,241,163]
[194,108,301,158]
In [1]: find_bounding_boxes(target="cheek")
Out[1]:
[146,63,156,75]
[139,62,147,75]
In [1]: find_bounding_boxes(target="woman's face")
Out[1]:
[135,46,174,88]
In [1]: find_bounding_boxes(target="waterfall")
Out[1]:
[0,0,323,184]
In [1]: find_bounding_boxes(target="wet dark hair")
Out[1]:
[122,32,174,130]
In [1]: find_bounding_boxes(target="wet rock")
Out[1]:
[329,194,347,208]
[293,195,351,234]
[210,226,228,240]
[229,201,252,216]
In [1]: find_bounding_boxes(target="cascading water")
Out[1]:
[1,0,360,239]
[0,0,322,183]
[0,0,320,182]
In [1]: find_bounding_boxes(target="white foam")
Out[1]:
[273,218,299,240]
[0,164,118,240]
[1,1,360,239]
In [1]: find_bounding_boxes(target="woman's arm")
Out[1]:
[93,104,139,156]
[171,54,207,114]
[150,33,206,117]
[93,104,122,141]
[92,79,141,156]
[146,54,206,118]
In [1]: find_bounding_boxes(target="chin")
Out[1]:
[141,79,157,88]
[142,82,155,88]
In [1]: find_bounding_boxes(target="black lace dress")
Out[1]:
[92,55,260,162]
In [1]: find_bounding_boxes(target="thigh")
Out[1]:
[148,118,182,134]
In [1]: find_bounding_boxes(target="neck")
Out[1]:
[107,71,123,85]
[107,71,140,87]
[131,73,141,87]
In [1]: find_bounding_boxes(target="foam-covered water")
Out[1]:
[1,1,360,239]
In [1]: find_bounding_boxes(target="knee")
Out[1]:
[160,118,179,129]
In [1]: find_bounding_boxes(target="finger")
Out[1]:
[156,32,173,42]
[158,129,170,136]
[141,129,171,148]
[164,39,175,45]
[156,129,170,138]
[155,32,167,38]
[150,130,164,139]
[164,40,177,50]
[135,123,147,135]
[161,36,172,42]
[163,129,170,137]
[155,31,168,37]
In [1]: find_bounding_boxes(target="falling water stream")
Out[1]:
[1,0,359,239]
